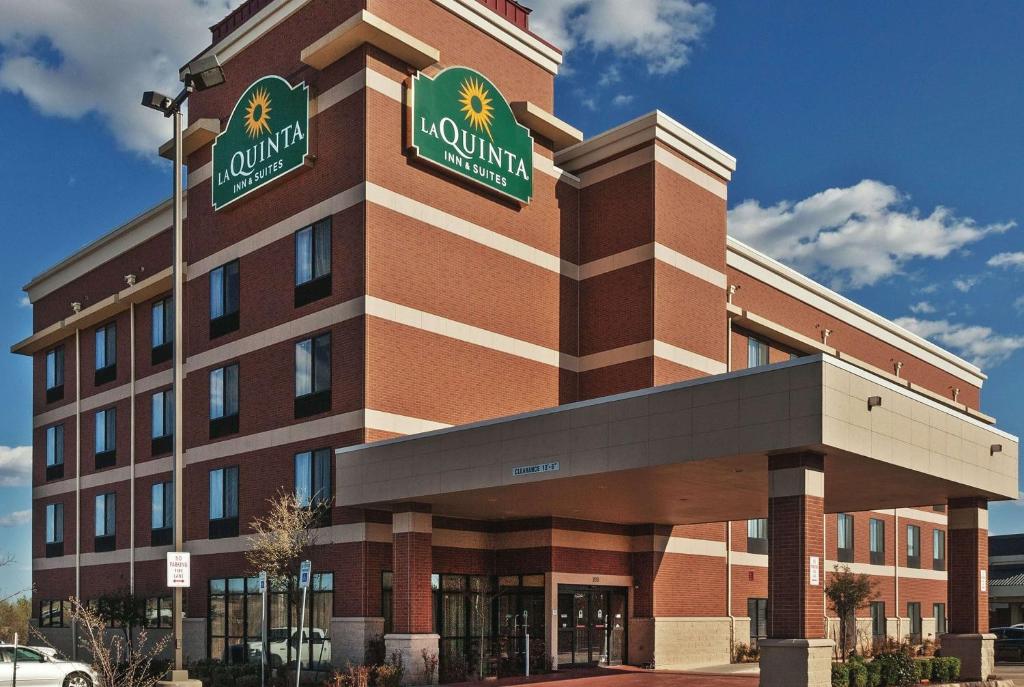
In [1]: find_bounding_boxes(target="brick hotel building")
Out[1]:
[13,0,1019,684]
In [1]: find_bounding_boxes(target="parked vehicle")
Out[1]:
[0,645,97,687]
[993,626,1024,662]
[245,627,331,666]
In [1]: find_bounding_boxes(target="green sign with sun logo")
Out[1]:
[212,75,309,210]
[411,67,533,204]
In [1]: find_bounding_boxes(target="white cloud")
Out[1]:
[953,276,980,293]
[0,446,31,487]
[18,295,30,308]
[909,301,935,314]
[893,317,1024,369]
[0,510,30,528]
[1015,295,1024,314]
[531,0,714,74]
[0,0,244,155]
[728,180,1015,289]
[988,252,1024,269]
[611,93,634,106]
[597,65,621,88]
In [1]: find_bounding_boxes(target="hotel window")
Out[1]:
[210,260,240,338]
[94,492,116,552]
[45,424,64,481]
[209,364,239,438]
[933,529,946,571]
[906,525,921,568]
[869,518,885,565]
[870,601,886,639]
[747,337,769,368]
[933,603,946,635]
[747,518,768,555]
[295,448,332,526]
[39,600,66,628]
[45,346,65,402]
[748,598,768,646]
[146,596,173,629]
[209,466,239,539]
[907,602,922,643]
[45,503,63,558]
[95,408,116,469]
[837,513,854,562]
[295,219,331,306]
[152,296,173,364]
[295,333,331,418]
[95,321,117,385]
[151,481,173,547]
[151,389,174,456]
[207,573,333,666]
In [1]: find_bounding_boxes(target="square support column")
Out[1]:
[759,452,834,687]
[385,504,439,685]
[941,497,994,682]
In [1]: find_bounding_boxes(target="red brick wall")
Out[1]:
[392,531,433,633]
[767,492,825,639]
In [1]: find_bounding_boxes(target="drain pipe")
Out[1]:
[894,509,900,642]
[727,520,735,658]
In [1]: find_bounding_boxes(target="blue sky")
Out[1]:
[0,0,1021,597]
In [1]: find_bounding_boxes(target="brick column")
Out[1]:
[385,504,438,684]
[759,452,833,687]
[941,497,994,681]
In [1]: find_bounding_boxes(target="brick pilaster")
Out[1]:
[767,452,826,640]
[391,503,433,635]
[947,497,989,635]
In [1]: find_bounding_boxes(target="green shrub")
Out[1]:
[914,658,932,682]
[873,651,918,687]
[235,676,260,687]
[848,661,868,687]
[930,656,961,683]
[865,660,882,687]
[831,662,850,687]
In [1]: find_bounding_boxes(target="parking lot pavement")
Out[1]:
[995,662,1024,681]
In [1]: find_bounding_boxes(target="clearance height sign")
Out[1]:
[212,75,309,210]
[411,67,533,204]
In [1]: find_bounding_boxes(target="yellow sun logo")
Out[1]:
[243,87,272,138]
[458,77,495,141]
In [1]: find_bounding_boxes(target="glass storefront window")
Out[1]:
[208,572,334,668]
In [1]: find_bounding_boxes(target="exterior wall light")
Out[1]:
[991,444,1003,456]
[952,388,960,403]
[71,302,81,314]
[894,361,904,377]
[821,328,833,346]
[727,284,740,304]
[867,396,882,410]
[125,274,136,287]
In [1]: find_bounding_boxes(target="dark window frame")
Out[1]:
[907,602,922,643]
[294,219,332,307]
[747,336,769,368]
[151,388,174,455]
[209,466,239,539]
[209,363,240,438]
[748,597,768,645]
[209,261,240,338]
[94,321,117,385]
[294,333,331,418]
[151,296,173,365]
[870,601,886,638]
[932,529,946,571]
[46,424,65,480]
[906,525,921,569]
[151,480,173,546]
[934,603,946,635]
[837,513,854,563]
[46,346,65,402]
[95,407,117,469]
[747,518,768,555]
[869,518,885,565]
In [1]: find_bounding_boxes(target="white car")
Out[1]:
[245,628,332,666]
[0,645,97,687]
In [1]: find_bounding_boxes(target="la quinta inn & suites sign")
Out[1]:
[410,67,533,204]
[213,75,309,210]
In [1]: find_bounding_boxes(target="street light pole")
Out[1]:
[171,98,185,675]
[143,53,225,681]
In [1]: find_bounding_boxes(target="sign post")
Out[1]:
[295,561,312,687]
[259,571,268,687]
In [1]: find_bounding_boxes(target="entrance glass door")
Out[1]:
[556,586,627,666]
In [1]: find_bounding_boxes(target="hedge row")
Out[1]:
[831,653,961,687]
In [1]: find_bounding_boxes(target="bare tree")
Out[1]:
[245,490,326,587]
[67,596,169,687]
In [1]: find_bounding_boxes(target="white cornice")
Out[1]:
[726,237,986,387]
[556,110,737,182]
